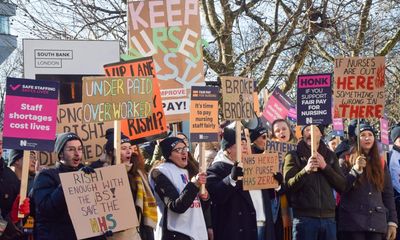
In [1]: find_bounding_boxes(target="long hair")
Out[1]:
[128,147,146,199]
[348,140,384,191]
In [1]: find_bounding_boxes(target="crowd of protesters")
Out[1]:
[1,119,400,240]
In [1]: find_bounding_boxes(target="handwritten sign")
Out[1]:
[265,140,297,172]
[82,76,154,123]
[190,86,219,142]
[104,58,168,144]
[262,88,294,125]
[221,76,254,120]
[334,56,385,119]
[297,74,332,125]
[60,165,138,239]
[3,77,59,151]
[242,153,279,191]
[38,103,113,166]
[127,0,205,123]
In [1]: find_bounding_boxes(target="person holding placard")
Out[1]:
[149,137,208,240]
[325,131,340,152]
[337,123,397,240]
[206,127,275,240]
[31,132,106,240]
[389,124,400,240]
[8,150,37,193]
[283,125,345,240]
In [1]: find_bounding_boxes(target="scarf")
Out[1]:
[135,170,157,228]
[389,147,400,194]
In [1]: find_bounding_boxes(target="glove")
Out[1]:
[230,161,243,181]
[80,166,95,174]
[10,195,30,224]
[103,230,113,237]
[273,172,283,185]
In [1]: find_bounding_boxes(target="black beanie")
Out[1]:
[356,123,375,136]
[221,127,246,150]
[159,137,185,161]
[348,119,358,137]
[104,128,131,154]
[250,126,268,142]
[391,124,400,143]
[8,149,23,166]
[54,132,83,159]
[301,125,325,136]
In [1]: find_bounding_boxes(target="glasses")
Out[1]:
[65,147,83,153]
[172,147,189,154]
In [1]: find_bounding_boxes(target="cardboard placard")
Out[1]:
[82,76,154,123]
[265,140,297,172]
[60,165,138,239]
[104,58,168,144]
[3,77,59,151]
[334,56,385,119]
[297,74,332,125]
[127,0,205,123]
[242,153,279,191]
[38,103,113,166]
[221,76,254,120]
[190,86,219,142]
[262,88,294,125]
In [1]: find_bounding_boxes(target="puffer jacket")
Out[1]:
[283,140,345,218]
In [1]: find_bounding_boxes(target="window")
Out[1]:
[0,16,10,34]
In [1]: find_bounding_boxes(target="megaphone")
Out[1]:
[241,117,261,130]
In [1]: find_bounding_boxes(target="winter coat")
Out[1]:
[0,157,20,219]
[283,140,345,218]
[338,158,397,233]
[206,150,276,240]
[32,162,105,240]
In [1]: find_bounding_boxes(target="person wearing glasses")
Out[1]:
[31,132,104,240]
[150,136,208,240]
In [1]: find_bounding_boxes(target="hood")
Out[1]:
[211,149,234,166]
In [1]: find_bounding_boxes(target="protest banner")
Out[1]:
[287,107,297,121]
[60,164,138,239]
[82,76,154,123]
[190,86,219,142]
[127,0,205,123]
[334,56,385,119]
[242,153,279,191]
[221,76,255,120]
[380,118,389,151]
[3,77,59,151]
[265,140,297,172]
[104,58,168,144]
[332,118,344,136]
[262,88,294,126]
[297,73,332,125]
[38,103,113,166]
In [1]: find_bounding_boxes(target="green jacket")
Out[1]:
[283,142,345,218]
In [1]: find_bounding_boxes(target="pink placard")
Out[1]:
[3,96,58,140]
[380,118,389,145]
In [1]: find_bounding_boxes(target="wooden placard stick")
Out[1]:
[310,125,320,172]
[18,151,30,218]
[236,121,242,164]
[199,142,207,194]
[114,120,121,165]
[244,128,252,154]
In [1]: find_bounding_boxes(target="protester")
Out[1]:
[338,123,397,240]
[31,132,107,240]
[8,150,37,193]
[389,123,400,240]
[0,136,24,239]
[335,119,358,159]
[207,126,275,240]
[324,131,340,152]
[283,125,345,240]
[271,119,297,144]
[150,136,208,240]
[270,119,297,240]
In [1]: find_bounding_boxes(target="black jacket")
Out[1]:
[283,140,345,218]
[32,162,105,240]
[0,157,20,219]
[338,161,398,233]
[206,159,275,240]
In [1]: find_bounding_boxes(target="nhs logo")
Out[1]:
[20,140,27,147]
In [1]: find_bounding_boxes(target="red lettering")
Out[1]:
[356,76,365,89]
[366,76,374,90]
[98,216,108,232]
[336,76,346,90]
[347,76,355,90]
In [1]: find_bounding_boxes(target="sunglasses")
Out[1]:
[172,147,189,154]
